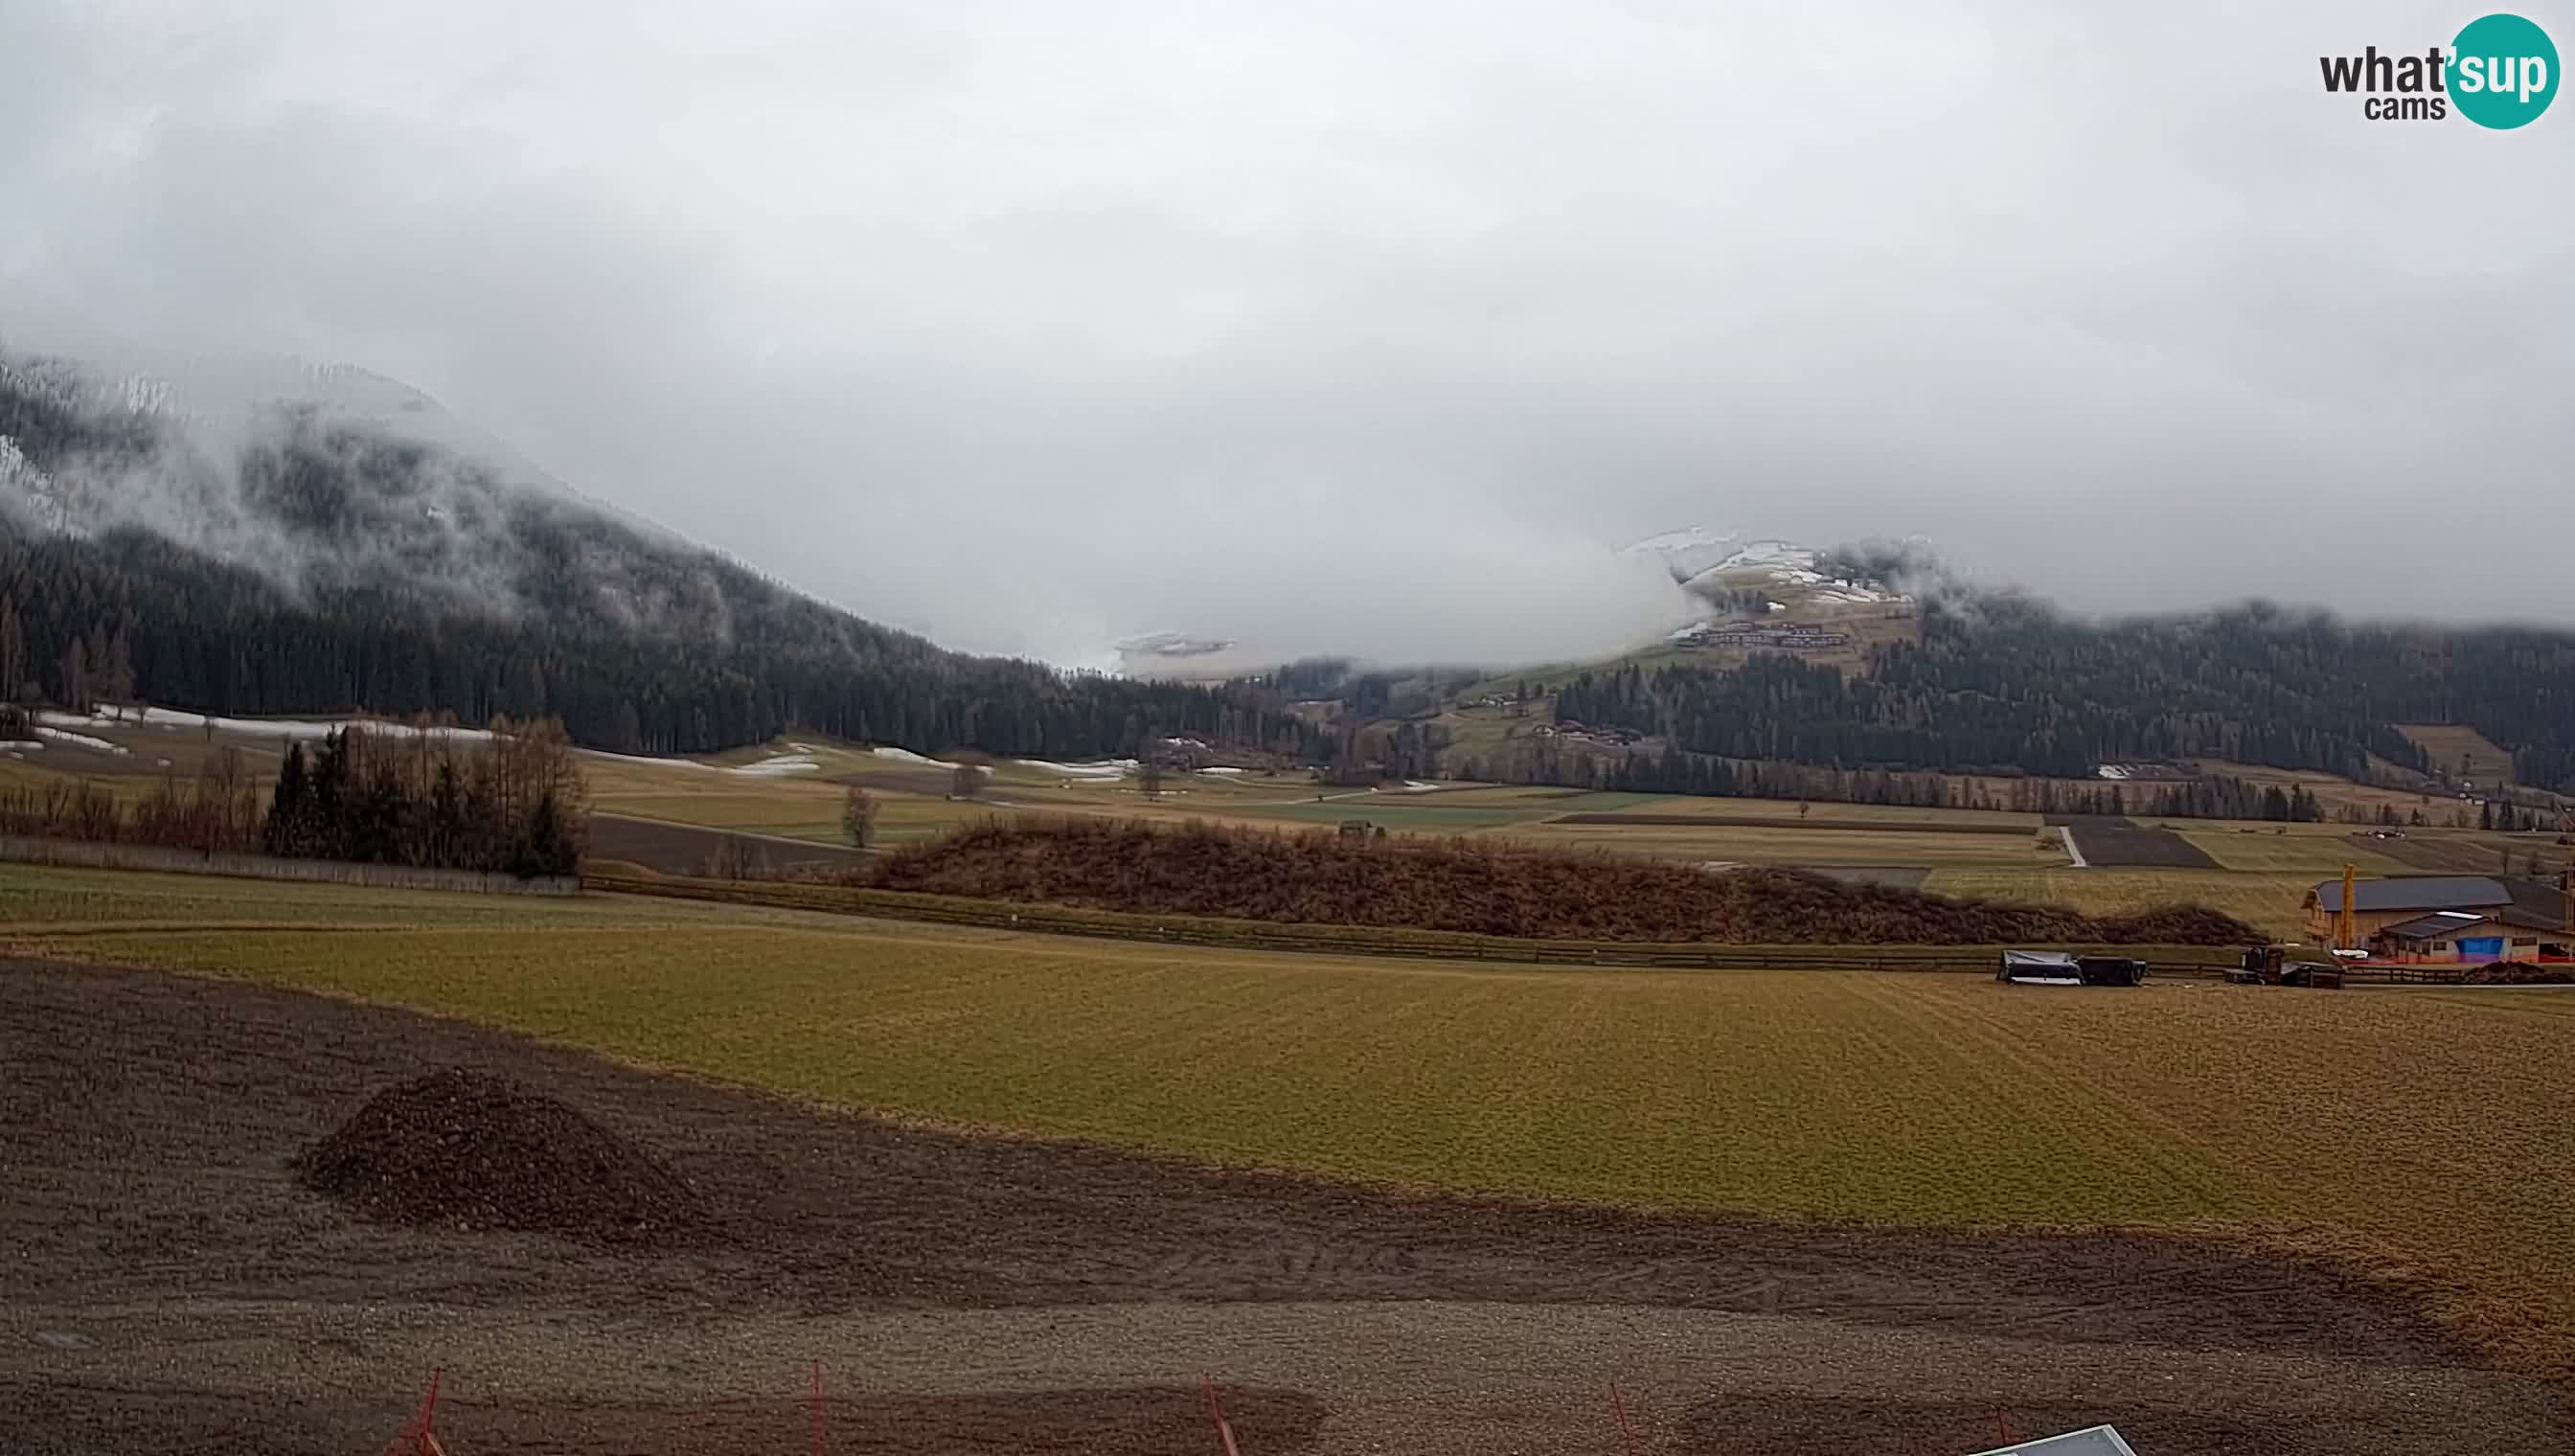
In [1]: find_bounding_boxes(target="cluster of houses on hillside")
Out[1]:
[1532,718,1643,747]
[1666,623,1854,651]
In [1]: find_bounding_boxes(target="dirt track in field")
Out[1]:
[3,960,2566,1454]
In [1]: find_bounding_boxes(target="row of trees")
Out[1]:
[0,749,263,853]
[262,721,585,876]
[0,717,586,876]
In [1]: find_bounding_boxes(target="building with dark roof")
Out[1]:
[2302,876,2511,944]
[2369,904,2566,961]
[2372,910,2511,962]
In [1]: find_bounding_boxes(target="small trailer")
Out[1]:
[1997,950,2082,986]
[2074,956,2147,987]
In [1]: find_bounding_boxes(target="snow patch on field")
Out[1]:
[1020,758,1135,778]
[43,707,494,742]
[1196,766,1245,776]
[577,746,833,778]
[869,745,947,768]
[0,739,41,752]
[577,748,718,772]
[33,725,128,754]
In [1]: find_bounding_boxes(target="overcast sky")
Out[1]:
[4,1,2570,666]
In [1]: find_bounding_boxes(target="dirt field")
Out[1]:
[4,960,2568,1455]
[2176,824,2411,875]
[585,812,881,876]
[2051,816,2220,868]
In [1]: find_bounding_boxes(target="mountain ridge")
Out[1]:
[9,344,2575,796]
[0,346,1312,761]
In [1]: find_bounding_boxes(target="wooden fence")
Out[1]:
[580,870,2248,974]
[1,833,581,897]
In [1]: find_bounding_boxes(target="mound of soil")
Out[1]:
[295,1068,711,1244]
[2458,960,2575,986]
[869,818,2265,945]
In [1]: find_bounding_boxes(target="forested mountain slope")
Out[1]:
[1550,595,2575,791]
[0,352,1302,758]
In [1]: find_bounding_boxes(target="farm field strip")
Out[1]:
[1587,796,2045,830]
[4,915,2252,1227]
[2174,828,2411,875]
[9,863,2575,1377]
[2053,820,2218,869]
[1556,811,2033,835]
[1502,821,2068,868]
[0,863,883,933]
[1921,868,2318,940]
[2396,724,2518,785]
[1217,801,1550,832]
[1903,975,2575,1375]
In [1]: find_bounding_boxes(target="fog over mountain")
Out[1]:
[4,3,2570,667]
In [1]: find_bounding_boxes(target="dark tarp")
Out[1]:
[2075,956,2147,987]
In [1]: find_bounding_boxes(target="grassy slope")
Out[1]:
[2174,825,2411,875]
[5,863,2571,1373]
[1501,820,2065,868]
[1921,868,2320,941]
[2396,724,2517,785]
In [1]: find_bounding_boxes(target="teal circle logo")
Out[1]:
[2452,13,2558,128]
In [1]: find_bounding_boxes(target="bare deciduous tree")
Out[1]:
[842,784,877,848]
[705,832,774,881]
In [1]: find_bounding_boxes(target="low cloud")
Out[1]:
[4,1,2570,664]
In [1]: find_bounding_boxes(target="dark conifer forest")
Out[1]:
[0,359,1312,760]
[1550,597,2575,792]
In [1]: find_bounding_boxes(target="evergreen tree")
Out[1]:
[262,742,310,856]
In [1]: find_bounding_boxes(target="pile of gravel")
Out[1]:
[295,1068,710,1245]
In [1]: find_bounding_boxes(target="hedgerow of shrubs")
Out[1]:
[866,818,2263,945]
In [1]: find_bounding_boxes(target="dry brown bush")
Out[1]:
[868,818,2263,945]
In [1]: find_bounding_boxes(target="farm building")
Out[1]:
[2369,909,2560,962]
[2302,876,2511,944]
